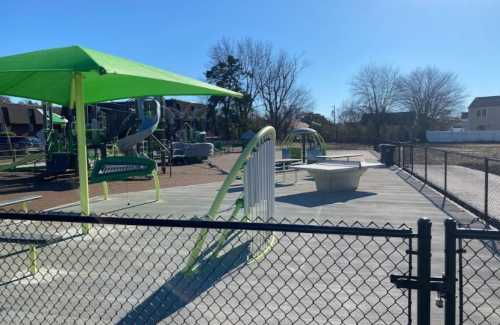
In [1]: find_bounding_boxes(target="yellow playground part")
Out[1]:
[281,127,326,163]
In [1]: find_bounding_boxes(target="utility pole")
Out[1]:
[331,105,338,142]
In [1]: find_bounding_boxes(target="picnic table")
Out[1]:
[293,161,383,192]
[275,158,301,184]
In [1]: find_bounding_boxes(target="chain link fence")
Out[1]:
[397,144,500,228]
[456,220,500,325]
[446,151,486,214]
[487,159,500,221]
[0,211,413,324]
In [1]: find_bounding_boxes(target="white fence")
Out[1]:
[426,130,500,143]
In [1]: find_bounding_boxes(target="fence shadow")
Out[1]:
[394,169,476,223]
[118,240,251,324]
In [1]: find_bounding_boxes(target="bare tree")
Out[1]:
[209,38,312,139]
[338,101,363,124]
[256,50,312,138]
[209,38,271,112]
[350,64,400,137]
[398,66,465,140]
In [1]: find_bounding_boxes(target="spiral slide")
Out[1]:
[117,98,161,156]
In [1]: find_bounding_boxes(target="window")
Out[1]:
[482,109,487,117]
[477,110,481,118]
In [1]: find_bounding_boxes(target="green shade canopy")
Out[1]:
[0,45,242,105]
[0,45,241,218]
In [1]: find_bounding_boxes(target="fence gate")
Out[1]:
[390,218,500,325]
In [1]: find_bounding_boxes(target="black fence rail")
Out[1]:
[0,212,414,325]
[394,144,500,228]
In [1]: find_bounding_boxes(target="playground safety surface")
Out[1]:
[0,153,240,211]
[1,150,486,324]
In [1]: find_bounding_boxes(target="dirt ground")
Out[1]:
[431,143,500,158]
[0,153,240,212]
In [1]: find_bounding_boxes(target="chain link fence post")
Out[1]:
[417,218,432,325]
[484,158,489,218]
[424,146,428,183]
[411,145,414,174]
[444,219,457,325]
[444,151,448,198]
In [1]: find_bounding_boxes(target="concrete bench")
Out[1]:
[0,195,42,212]
[0,232,63,274]
[293,161,383,192]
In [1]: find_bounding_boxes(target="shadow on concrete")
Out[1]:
[276,190,376,208]
[103,200,160,215]
[0,233,84,286]
[394,168,474,223]
[118,240,250,324]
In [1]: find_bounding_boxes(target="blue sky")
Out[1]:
[2,0,499,116]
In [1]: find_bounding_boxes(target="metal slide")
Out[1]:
[117,98,161,156]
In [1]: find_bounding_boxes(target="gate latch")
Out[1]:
[390,274,448,307]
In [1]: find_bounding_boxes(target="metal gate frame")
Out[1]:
[391,218,500,325]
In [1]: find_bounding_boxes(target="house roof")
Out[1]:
[469,96,500,108]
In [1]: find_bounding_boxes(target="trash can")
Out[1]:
[379,144,396,166]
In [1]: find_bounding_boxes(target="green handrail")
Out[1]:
[207,126,275,219]
[184,126,276,273]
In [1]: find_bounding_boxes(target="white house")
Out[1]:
[467,96,500,131]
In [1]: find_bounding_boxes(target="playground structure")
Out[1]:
[184,126,277,273]
[0,45,242,219]
[281,127,326,163]
[0,106,68,173]
[89,97,163,201]
[116,97,161,156]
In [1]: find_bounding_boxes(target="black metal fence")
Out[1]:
[446,218,500,325]
[1,211,499,324]
[395,144,500,228]
[0,212,414,325]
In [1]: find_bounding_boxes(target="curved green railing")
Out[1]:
[184,126,276,273]
[281,128,326,161]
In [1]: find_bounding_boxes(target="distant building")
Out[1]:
[0,103,45,136]
[467,96,500,130]
[164,99,208,132]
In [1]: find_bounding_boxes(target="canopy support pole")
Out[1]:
[73,73,90,233]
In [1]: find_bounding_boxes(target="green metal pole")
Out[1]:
[74,73,90,232]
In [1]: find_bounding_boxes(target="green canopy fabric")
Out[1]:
[0,45,242,105]
[51,112,68,125]
[36,109,68,124]
[0,46,241,218]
